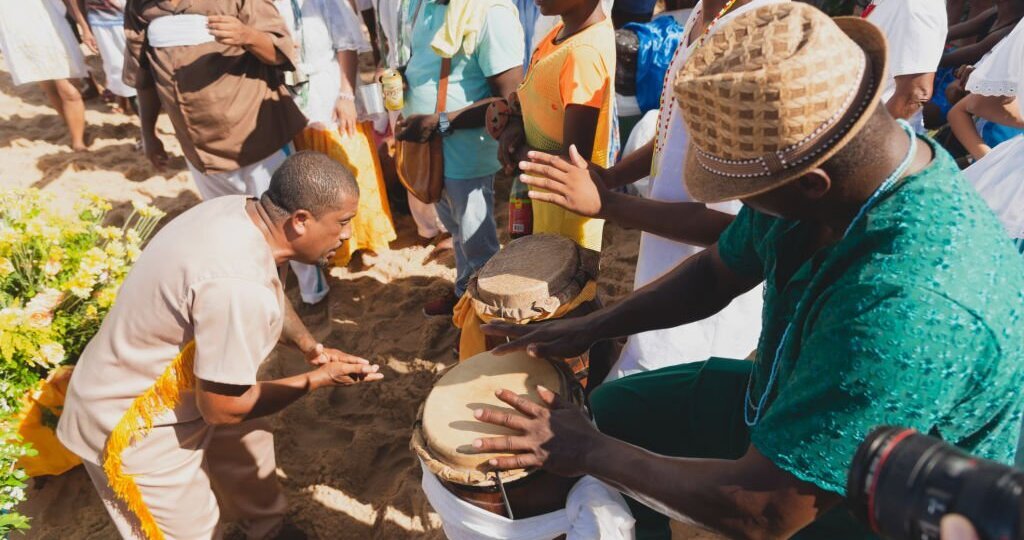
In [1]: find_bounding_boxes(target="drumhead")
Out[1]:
[469,234,598,322]
[415,350,565,486]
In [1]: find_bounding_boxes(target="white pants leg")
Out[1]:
[408,194,447,239]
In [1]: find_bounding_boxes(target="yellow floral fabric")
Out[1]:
[294,123,397,267]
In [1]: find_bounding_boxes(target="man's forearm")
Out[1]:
[337,49,359,93]
[245,30,287,65]
[137,85,162,136]
[605,141,654,188]
[281,297,318,354]
[584,436,826,540]
[589,247,757,343]
[600,192,734,246]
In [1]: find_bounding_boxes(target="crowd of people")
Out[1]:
[2,0,1024,538]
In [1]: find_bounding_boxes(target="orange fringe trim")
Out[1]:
[101,341,197,540]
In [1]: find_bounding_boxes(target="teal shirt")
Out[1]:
[718,138,1024,536]
[402,0,524,180]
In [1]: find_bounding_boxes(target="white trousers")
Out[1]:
[91,23,136,98]
[188,147,329,304]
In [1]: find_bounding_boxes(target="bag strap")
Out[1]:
[435,57,451,114]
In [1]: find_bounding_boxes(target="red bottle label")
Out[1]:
[509,197,533,238]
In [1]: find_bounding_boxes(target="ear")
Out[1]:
[288,209,314,235]
[796,169,832,200]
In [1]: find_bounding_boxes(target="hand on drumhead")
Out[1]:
[472,385,596,478]
[482,318,595,359]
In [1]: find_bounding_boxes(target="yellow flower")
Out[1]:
[0,307,24,328]
[126,244,142,262]
[98,226,122,242]
[0,258,13,277]
[67,272,97,299]
[104,241,126,260]
[85,304,98,318]
[95,286,118,309]
[132,200,164,219]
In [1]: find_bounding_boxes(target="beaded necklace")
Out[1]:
[651,0,739,175]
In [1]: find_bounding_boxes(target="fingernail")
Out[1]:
[474,409,483,418]
[489,459,498,466]
[519,161,527,168]
[537,385,549,393]
[473,439,482,448]
[495,390,502,397]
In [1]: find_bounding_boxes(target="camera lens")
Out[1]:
[847,426,1024,540]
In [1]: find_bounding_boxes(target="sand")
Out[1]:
[3,53,722,540]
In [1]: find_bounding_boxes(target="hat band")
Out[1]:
[694,53,874,180]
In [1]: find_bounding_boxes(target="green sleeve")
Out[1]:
[750,284,998,495]
[716,205,767,280]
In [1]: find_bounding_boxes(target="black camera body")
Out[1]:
[847,426,1024,540]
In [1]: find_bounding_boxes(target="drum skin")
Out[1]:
[414,350,585,519]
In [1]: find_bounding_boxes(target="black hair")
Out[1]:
[820,104,890,185]
[261,150,359,219]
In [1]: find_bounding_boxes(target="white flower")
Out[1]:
[38,342,65,366]
[43,258,61,276]
[25,289,62,328]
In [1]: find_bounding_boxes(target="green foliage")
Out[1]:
[0,189,163,534]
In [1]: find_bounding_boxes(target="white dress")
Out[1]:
[963,20,1024,245]
[0,0,87,86]
[277,0,371,124]
[609,0,784,380]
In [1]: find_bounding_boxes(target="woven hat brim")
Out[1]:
[684,16,889,204]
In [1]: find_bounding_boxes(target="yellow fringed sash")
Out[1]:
[102,341,197,540]
[452,280,598,361]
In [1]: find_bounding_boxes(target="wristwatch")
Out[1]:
[437,112,452,137]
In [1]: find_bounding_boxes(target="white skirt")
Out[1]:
[0,0,87,86]
[91,22,136,98]
[964,135,1024,240]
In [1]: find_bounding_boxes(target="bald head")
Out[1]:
[262,151,359,220]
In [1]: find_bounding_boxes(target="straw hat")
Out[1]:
[675,3,888,203]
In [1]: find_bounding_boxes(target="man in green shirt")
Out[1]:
[470,4,1024,540]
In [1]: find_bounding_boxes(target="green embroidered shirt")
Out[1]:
[717,137,1024,509]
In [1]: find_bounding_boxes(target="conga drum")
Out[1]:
[411,349,585,520]
[461,234,601,386]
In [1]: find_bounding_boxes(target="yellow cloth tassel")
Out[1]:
[453,280,599,361]
[102,341,197,540]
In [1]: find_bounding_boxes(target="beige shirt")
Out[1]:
[124,0,308,173]
[57,196,285,464]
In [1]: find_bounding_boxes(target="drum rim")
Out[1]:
[410,354,584,488]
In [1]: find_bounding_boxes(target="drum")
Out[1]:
[411,349,585,519]
[465,234,601,384]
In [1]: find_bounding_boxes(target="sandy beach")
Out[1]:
[3,50,721,539]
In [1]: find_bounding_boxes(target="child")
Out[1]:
[504,0,617,252]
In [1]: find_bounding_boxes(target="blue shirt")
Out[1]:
[402,0,524,180]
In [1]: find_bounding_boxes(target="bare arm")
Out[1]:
[599,191,735,246]
[280,296,319,357]
[940,28,1015,68]
[604,140,655,188]
[519,148,733,245]
[474,389,838,540]
[886,73,936,120]
[333,49,360,135]
[65,0,97,52]
[949,93,1023,159]
[207,16,289,65]
[196,360,382,425]
[483,245,759,359]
